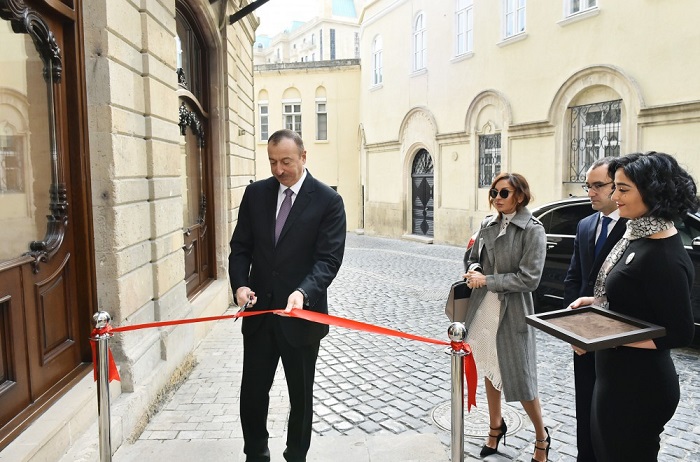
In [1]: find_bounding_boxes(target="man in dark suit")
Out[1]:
[564,157,627,462]
[229,129,346,462]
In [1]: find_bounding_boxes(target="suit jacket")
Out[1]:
[229,171,346,347]
[563,212,627,306]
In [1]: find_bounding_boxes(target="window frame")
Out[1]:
[283,100,302,136]
[372,35,383,86]
[478,133,502,188]
[568,99,622,182]
[259,102,269,141]
[565,0,597,17]
[316,100,327,141]
[503,0,526,39]
[455,0,474,57]
[413,12,427,72]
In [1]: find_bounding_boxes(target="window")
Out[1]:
[0,135,23,193]
[330,28,336,60]
[455,0,473,56]
[283,102,302,135]
[504,0,526,38]
[540,203,595,236]
[372,35,383,85]
[413,12,426,71]
[566,0,596,17]
[259,104,268,141]
[320,28,323,59]
[568,100,622,182]
[478,134,501,187]
[316,101,327,141]
[354,32,360,59]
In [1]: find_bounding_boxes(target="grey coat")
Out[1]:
[463,207,546,402]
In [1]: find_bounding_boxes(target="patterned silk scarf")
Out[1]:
[593,216,673,306]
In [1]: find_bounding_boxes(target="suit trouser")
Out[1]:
[241,315,320,462]
[574,351,596,462]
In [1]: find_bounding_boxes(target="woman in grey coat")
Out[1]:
[463,173,550,462]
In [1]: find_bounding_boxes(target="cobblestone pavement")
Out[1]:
[137,233,700,461]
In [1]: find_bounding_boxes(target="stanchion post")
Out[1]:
[93,311,113,462]
[446,322,467,462]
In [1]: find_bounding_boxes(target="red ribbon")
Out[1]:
[450,341,478,411]
[90,326,121,383]
[284,309,477,411]
[91,308,478,410]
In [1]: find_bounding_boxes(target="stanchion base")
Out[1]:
[431,401,524,437]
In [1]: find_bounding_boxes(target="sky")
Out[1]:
[255,0,321,36]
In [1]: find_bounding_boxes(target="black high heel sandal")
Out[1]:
[530,427,551,462]
[480,418,507,457]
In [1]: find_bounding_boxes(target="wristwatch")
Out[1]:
[296,287,309,306]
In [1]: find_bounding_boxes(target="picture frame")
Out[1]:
[526,305,666,352]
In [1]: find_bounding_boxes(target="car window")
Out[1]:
[676,214,700,246]
[540,203,595,236]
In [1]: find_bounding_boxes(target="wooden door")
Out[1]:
[0,0,94,449]
[177,3,215,298]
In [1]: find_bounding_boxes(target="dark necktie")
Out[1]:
[275,188,293,244]
[594,216,612,258]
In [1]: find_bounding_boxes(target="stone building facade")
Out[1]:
[0,0,257,458]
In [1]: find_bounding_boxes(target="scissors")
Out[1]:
[234,295,253,322]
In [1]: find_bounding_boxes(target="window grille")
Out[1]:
[479,134,501,187]
[569,100,621,182]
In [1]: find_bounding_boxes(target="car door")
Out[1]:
[534,202,596,311]
[676,213,700,344]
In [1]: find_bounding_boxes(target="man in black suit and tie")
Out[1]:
[564,157,627,461]
[229,129,346,462]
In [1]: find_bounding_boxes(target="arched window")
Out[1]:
[413,12,426,71]
[176,2,215,297]
[372,35,383,85]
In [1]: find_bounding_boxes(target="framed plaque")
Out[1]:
[526,305,666,352]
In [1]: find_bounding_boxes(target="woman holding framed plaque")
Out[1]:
[462,173,549,462]
[569,151,698,461]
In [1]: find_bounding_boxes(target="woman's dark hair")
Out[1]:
[489,172,532,212]
[607,151,700,221]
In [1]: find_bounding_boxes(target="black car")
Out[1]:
[467,197,700,344]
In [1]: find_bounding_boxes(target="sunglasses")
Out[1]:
[489,188,514,199]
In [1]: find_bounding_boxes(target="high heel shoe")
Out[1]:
[531,427,551,462]
[479,418,507,457]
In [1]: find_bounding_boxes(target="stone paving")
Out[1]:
[133,233,700,461]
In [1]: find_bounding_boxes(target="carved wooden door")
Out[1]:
[0,0,93,449]
[177,4,215,298]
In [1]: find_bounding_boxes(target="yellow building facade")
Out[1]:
[254,60,362,230]
[359,0,700,244]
